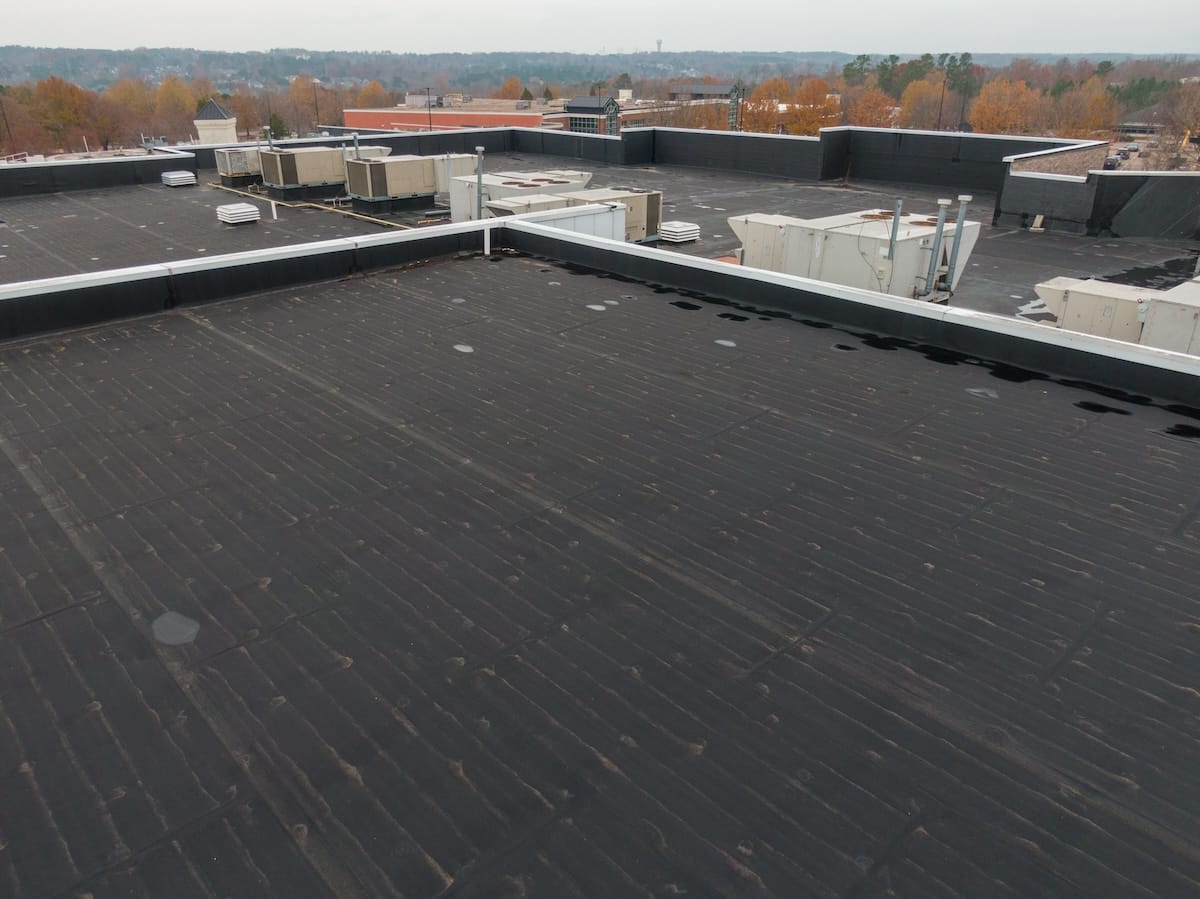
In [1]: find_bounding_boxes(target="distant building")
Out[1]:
[561,96,620,135]
[194,98,237,144]
[343,92,742,136]
[668,81,737,101]
[344,98,546,133]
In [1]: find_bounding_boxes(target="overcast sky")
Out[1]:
[6,0,1197,56]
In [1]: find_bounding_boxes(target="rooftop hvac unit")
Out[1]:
[346,145,392,160]
[433,153,477,192]
[214,148,262,178]
[484,194,571,217]
[728,208,980,301]
[1035,276,1200,354]
[557,187,663,242]
[346,155,437,200]
[449,170,593,221]
[260,146,388,188]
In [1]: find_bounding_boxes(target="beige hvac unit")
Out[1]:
[1035,276,1200,354]
[346,155,437,200]
[484,194,571,217]
[1141,288,1200,355]
[347,145,393,160]
[1033,277,1148,343]
[214,148,262,178]
[557,187,663,242]
[433,153,478,192]
[260,147,346,187]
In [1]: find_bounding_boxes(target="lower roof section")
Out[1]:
[0,248,1198,897]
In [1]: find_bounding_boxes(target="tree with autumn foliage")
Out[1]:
[1048,76,1116,135]
[104,78,155,120]
[227,84,262,138]
[784,78,839,135]
[663,102,728,130]
[355,80,391,109]
[969,79,1043,134]
[154,75,196,138]
[846,87,896,127]
[742,77,792,133]
[0,84,56,155]
[898,79,944,129]
[31,76,94,148]
[494,76,523,100]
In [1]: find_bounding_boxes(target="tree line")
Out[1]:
[2,53,1199,159]
[0,75,398,156]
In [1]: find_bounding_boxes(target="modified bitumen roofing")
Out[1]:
[4,153,1198,320]
[0,182,389,283]
[1,251,1199,897]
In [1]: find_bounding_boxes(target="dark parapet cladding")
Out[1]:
[1097,251,1200,290]
[195,97,235,120]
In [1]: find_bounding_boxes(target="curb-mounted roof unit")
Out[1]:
[1035,275,1200,355]
[729,207,981,301]
[260,146,391,188]
[449,170,593,221]
[556,187,663,242]
[346,155,437,201]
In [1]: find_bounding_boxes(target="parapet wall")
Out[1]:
[3,217,1196,406]
[1009,142,1109,176]
[3,126,1196,239]
[0,147,196,197]
[996,168,1200,238]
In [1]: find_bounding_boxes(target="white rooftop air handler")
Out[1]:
[449,170,593,221]
[214,148,262,186]
[557,187,663,242]
[1034,275,1200,355]
[729,199,980,302]
[434,153,480,192]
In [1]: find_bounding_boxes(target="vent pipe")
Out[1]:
[886,199,903,260]
[920,199,952,298]
[943,195,973,296]
[264,124,273,150]
[353,132,361,160]
[475,145,485,221]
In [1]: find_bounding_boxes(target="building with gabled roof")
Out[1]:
[193,97,238,144]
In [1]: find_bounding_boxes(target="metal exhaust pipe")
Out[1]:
[886,199,903,260]
[475,145,485,221]
[944,194,973,295]
[921,198,952,297]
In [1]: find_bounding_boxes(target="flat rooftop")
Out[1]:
[0,182,389,283]
[3,153,1197,320]
[1,253,1198,897]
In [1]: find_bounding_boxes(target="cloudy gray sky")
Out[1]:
[6,0,1197,55]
